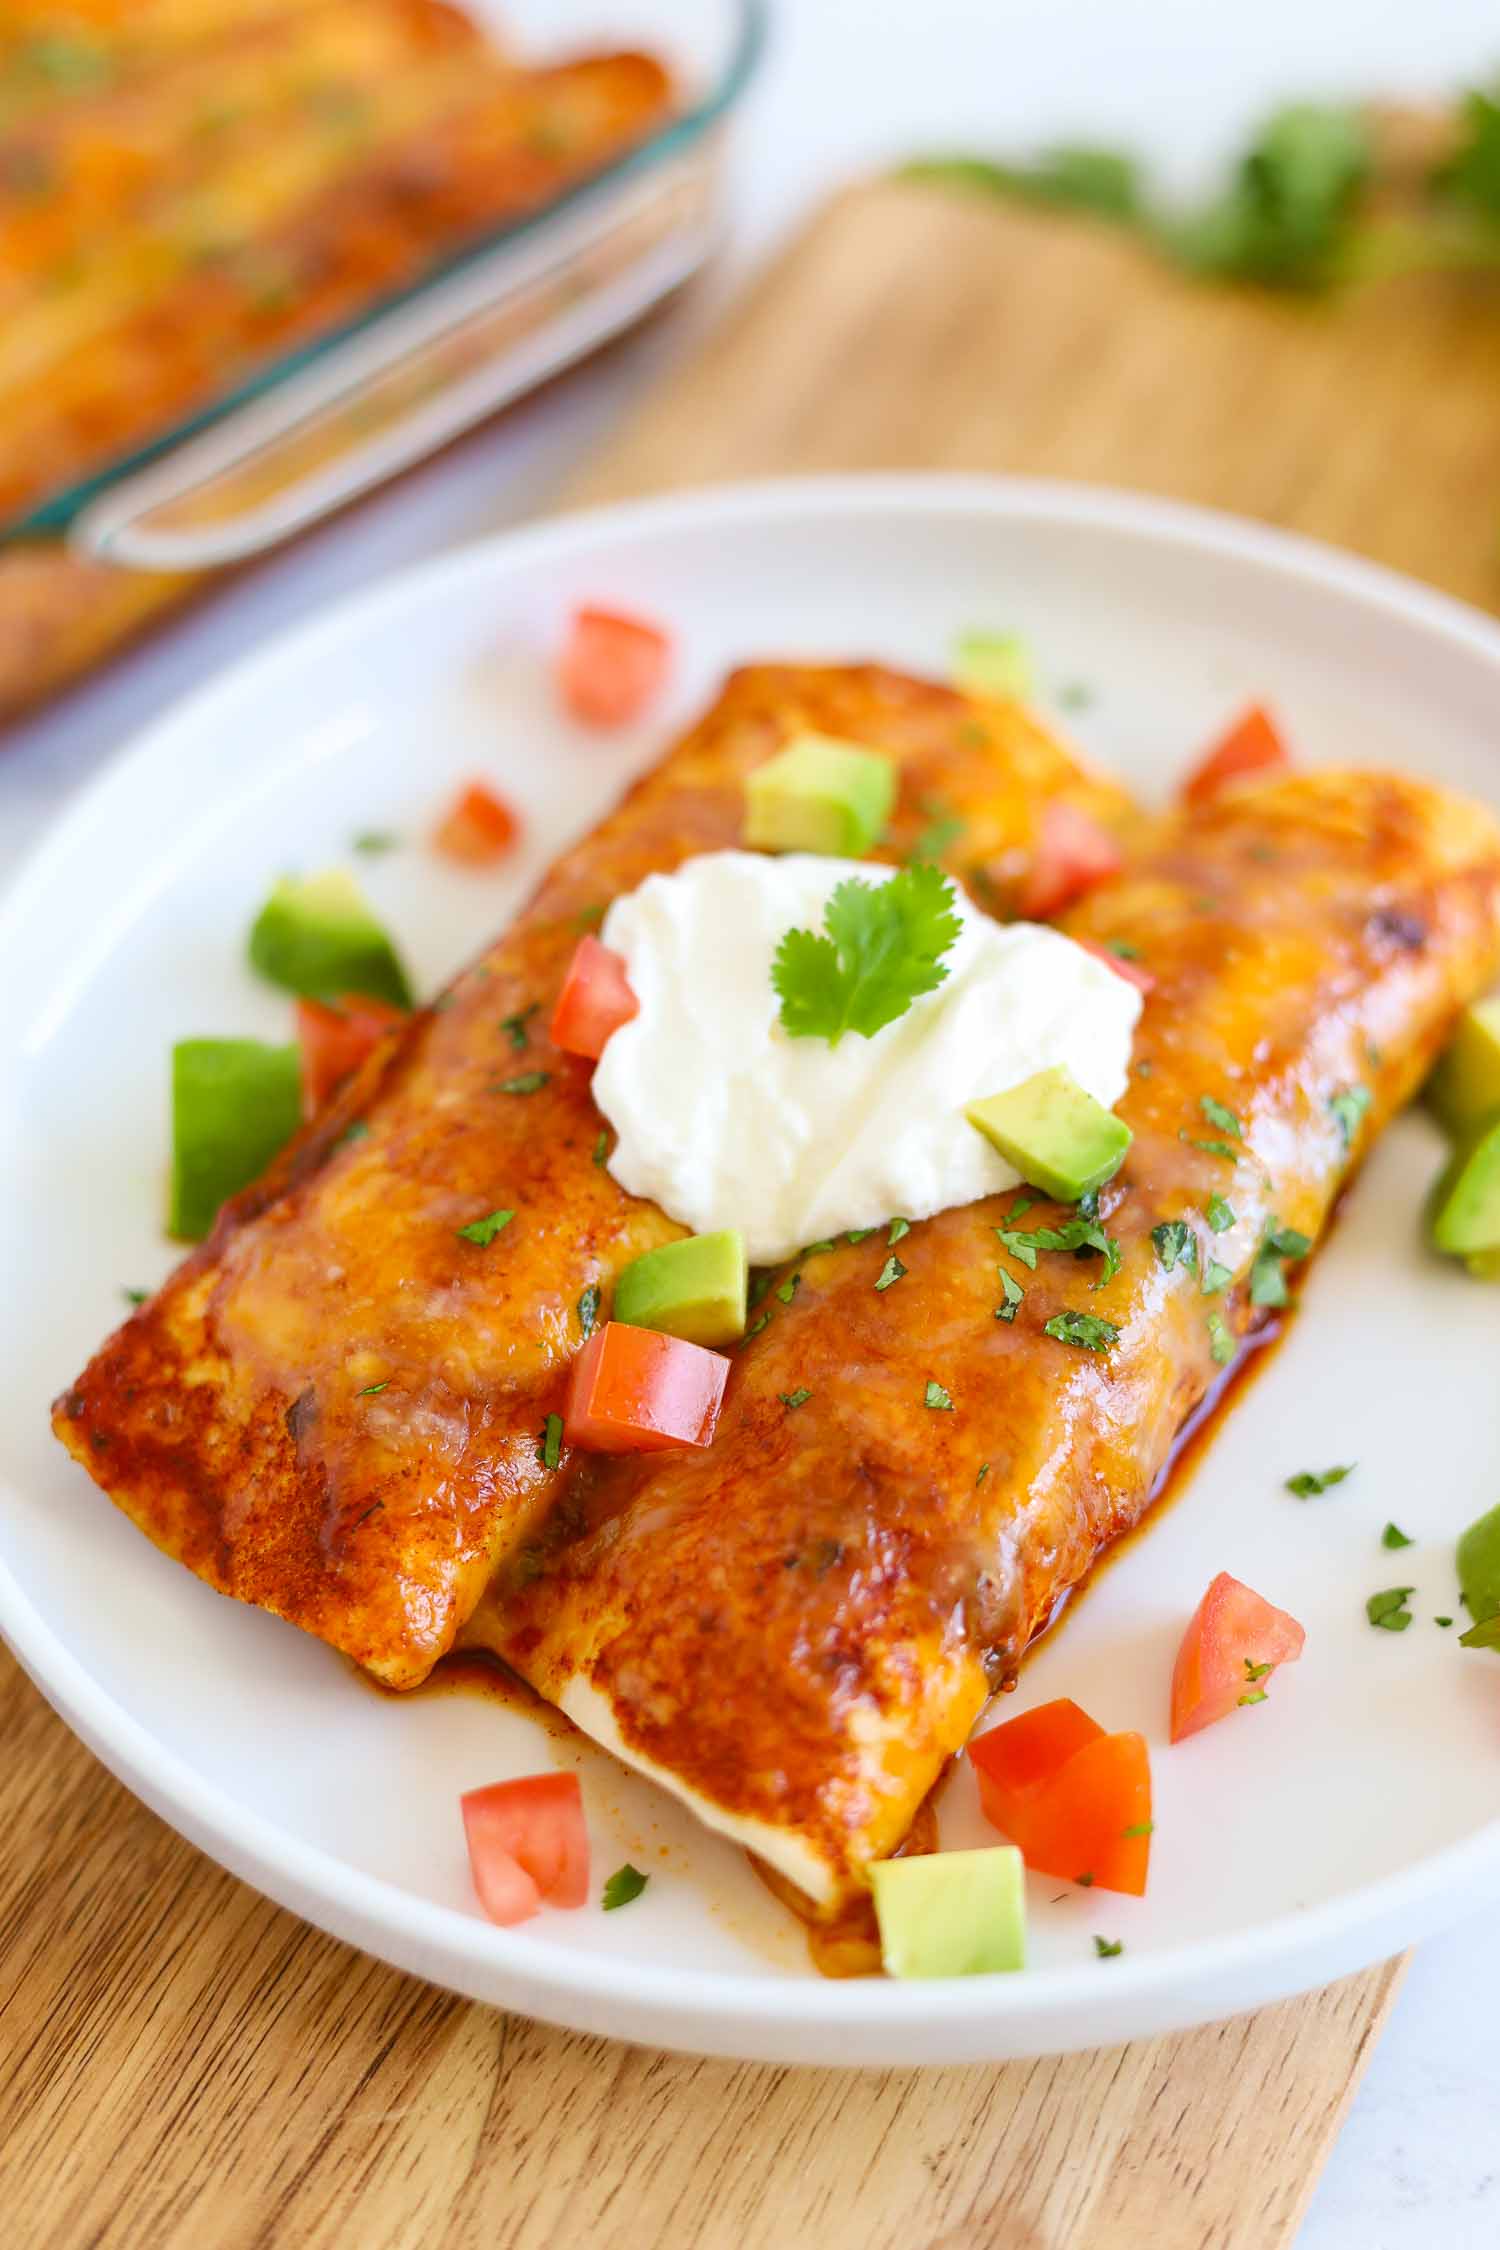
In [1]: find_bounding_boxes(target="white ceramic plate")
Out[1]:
[4,478,1499,2066]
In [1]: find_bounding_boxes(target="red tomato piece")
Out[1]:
[1170,1570,1306,1742]
[461,1773,590,1927]
[565,1322,729,1454]
[1017,801,1123,919]
[557,605,671,728]
[1073,936,1157,996]
[296,993,406,1116]
[548,935,639,1061]
[971,1696,1153,1896]
[433,780,520,866]
[1181,703,1291,807]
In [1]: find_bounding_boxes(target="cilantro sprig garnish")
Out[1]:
[1367,1586,1415,1632]
[1044,1311,1120,1353]
[772,864,962,1045]
[998,1212,1120,1286]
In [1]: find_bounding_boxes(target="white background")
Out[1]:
[5,3,1500,2240]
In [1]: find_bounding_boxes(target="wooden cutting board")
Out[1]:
[11,174,1478,2249]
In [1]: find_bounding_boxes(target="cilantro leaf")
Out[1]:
[602,1863,648,1911]
[776,1275,801,1305]
[356,1380,389,1398]
[592,1130,610,1166]
[578,1284,600,1339]
[1238,1689,1269,1707]
[888,1216,911,1245]
[771,864,962,1044]
[1207,1312,1235,1365]
[903,146,1144,224]
[1205,1195,1236,1233]
[998,1213,1119,1284]
[1250,1220,1312,1307]
[1181,1131,1238,1162]
[497,1070,549,1095]
[996,1267,1025,1322]
[1151,1220,1197,1274]
[121,1286,149,1307]
[456,1207,514,1246]
[1381,1521,1414,1550]
[1200,1094,1242,1138]
[779,1387,812,1411]
[1330,1083,1372,1149]
[1167,105,1371,287]
[997,1227,1039,1271]
[1044,1311,1120,1353]
[1093,1934,1125,1958]
[874,1254,907,1292]
[539,1412,563,1471]
[1367,1586,1415,1632]
[924,1379,954,1410]
[1244,1659,1272,1683]
[1200,1259,1233,1296]
[1286,1463,1354,1498]
[501,1004,538,1050]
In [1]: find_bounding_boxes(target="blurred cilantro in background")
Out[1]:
[903,78,1500,291]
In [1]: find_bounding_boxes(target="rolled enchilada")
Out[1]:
[465,769,1500,1909]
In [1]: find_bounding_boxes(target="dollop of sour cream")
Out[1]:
[595,851,1139,1268]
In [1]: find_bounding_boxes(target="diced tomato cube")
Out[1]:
[433,780,520,867]
[1073,936,1156,996]
[1181,704,1291,807]
[461,1772,590,1926]
[549,935,639,1061]
[296,993,406,1116]
[565,1322,728,1454]
[1017,802,1123,920]
[1170,1571,1306,1742]
[970,1695,1152,1896]
[557,606,671,728]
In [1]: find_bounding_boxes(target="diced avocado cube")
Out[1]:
[169,1037,302,1242]
[953,629,1033,702]
[613,1229,748,1347]
[1466,1249,1500,1281]
[1458,1503,1500,1629]
[1428,1116,1500,1257]
[248,870,413,1009]
[871,1846,1026,1979]
[744,734,896,858]
[966,1065,1132,1202]
[1425,997,1500,1142]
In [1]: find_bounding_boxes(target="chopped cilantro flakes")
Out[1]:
[846,1227,874,1244]
[776,1274,801,1305]
[592,1130,610,1166]
[500,1004,538,1050]
[1381,1521,1414,1550]
[996,1267,1025,1322]
[456,1207,514,1246]
[1151,1220,1197,1274]
[1207,1312,1235,1365]
[740,1309,773,1346]
[1285,1463,1354,1497]
[539,1413,564,1471]
[1181,1131,1238,1162]
[1238,1689,1268,1707]
[356,1380,389,1398]
[888,1216,911,1245]
[875,1254,908,1292]
[779,1387,813,1411]
[1044,1310,1120,1353]
[578,1284,601,1339]
[497,1071,549,1095]
[1200,1259,1233,1296]
[1093,1935,1124,1958]
[924,1379,954,1410]
[121,1287,149,1307]
[1366,1585,1415,1632]
[1244,1659,1272,1682]
[352,830,400,855]
[1200,1094,1242,1138]
[1250,1221,1312,1307]
[976,1462,991,1486]
[1205,1195,1236,1233]
[1330,1083,1372,1149]
[602,1863,648,1911]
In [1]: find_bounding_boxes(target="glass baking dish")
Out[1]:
[9,0,765,574]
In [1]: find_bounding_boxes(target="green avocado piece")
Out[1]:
[953,629,1033,701]
[1428,1116,1500,1257]
[1425,997,1500,1142]
[248,870,413,1008]
[1458,1503,1500,1629]
[966,1065,1132,1202]
[1467,1249,1500,1280]
[169,1037,302,1242]
[871,1846,1026,1979]
[613,1230,747,1347]
[744,734,896,857]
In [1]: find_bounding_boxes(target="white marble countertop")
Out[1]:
[5,3,1498,2238]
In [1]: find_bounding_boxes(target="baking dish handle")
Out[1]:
[71,152,720,576]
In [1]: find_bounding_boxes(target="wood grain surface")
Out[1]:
[8,174,1476,2248]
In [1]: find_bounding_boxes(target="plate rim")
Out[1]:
[5,470,1500,2061]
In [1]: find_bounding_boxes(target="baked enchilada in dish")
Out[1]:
[51,628,1500,1970]
[0,2,674,718]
